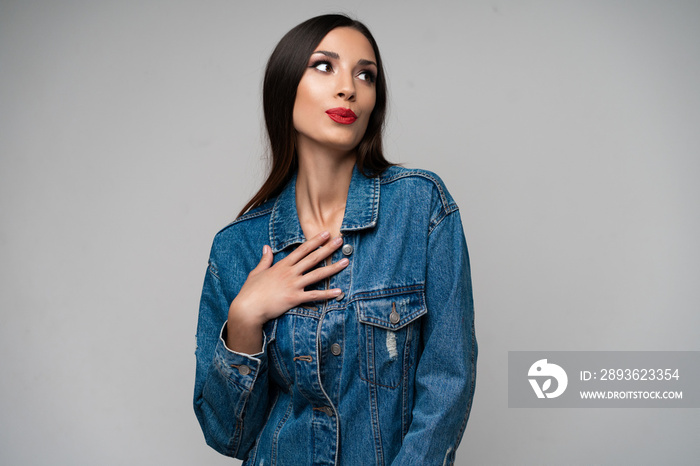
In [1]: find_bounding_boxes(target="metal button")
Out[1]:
[341,244,354,256]
[330,343,342,356]
[335,291,345,301]
[389,309,400,325]
[238,365,251,376]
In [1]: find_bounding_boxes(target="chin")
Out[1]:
[327,140,363,154]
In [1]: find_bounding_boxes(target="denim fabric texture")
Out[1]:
[194,165,477,465]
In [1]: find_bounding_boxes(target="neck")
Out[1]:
[295,142,356,239]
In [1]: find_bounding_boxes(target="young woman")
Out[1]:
[194,14,477,466]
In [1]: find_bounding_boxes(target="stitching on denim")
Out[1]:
[291,316,298,390]
[349,284,424,304]
[380,168,457,212]
[223,203,274,230]
[286,307,322,319]
[339,233,355,316]
[381,168,460,235]
[428,207,460,236]
[358,307,426,331]
[401,321,413,435]
[293,355,313,362]
[357,298,421,389]
[224,358,255,457]
[207,259,220,280]
[357,326,402,389]
[365,326,385,466]
[357,334,409,389]
[313,307,341,464]
[341,178,380,230]
[355,291,427,331]
[335,313,346,416]
[230,418,243,458]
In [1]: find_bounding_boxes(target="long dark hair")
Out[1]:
[238,14,392,217]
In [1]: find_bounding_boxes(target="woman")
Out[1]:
[194,14,477,466]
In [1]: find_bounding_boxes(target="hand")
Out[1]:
[225,231,348,353]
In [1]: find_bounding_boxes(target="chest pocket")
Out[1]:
[356,290,427,389]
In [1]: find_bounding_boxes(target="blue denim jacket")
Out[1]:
[194,165,477,465]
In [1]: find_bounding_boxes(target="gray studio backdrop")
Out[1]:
[2,1,699,465]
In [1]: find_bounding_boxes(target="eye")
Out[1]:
[357,70,376,83]
[311,61,333,73]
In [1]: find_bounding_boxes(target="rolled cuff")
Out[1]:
[213,322,268,391]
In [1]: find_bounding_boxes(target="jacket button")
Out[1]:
[389,309,400,324]
[341,244,354,256]
[335,291,345,301]
[330,343,342,356]
[237,365,251,376]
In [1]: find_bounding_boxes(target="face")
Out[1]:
[293,27,378,156]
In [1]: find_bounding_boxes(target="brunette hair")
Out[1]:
[238,14,392,217]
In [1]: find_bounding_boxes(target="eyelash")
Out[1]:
[358,70,376,83]
[309,60,376,84]
[311,60,333,73]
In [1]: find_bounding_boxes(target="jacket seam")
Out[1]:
[428,206,460,236]
[207,259,220,280]
[380,169,457,213]
[216,204,275,237]
[348,284,424,305]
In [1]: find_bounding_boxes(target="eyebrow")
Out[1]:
[312,50,377,67]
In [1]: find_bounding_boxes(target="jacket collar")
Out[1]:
[269,164,380,253]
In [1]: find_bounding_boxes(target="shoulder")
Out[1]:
[378,165,458,215]
[210,198,275,251]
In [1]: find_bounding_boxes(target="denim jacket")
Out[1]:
[194,165,477,465]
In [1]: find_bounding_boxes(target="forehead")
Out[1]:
[314,27,376,62]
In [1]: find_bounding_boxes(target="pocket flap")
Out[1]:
[357,290,427,330]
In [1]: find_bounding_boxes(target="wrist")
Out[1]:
[228,298,266,329]
[226,303,265,354]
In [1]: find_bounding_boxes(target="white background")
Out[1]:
[1,1,699,464]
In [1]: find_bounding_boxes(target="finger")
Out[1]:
[295,236,344,272]
[302,288,343,303]
[299,257,349,288]
[284,231,331,264]
[251,245,273,273]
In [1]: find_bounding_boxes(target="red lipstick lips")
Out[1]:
[326,107,357,125]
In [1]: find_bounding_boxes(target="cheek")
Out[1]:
[292,91,313,130]
[363,90,377,116]
[293,82,323,126]
[361,95,376,127]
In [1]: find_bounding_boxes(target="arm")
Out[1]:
[193,256,272,458]
[193,232,348,458]
[391,209,478,466]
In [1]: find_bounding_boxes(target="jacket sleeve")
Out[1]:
[193,251,271,459]
[390,208,478,466]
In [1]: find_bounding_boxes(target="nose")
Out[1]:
[336,72,356,101]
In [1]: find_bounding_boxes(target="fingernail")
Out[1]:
[262,245,268,254]
[333,236,343,245]
[320,231,330,239]
[339,258,349,266]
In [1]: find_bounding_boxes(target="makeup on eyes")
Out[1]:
[308,51,377,83]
